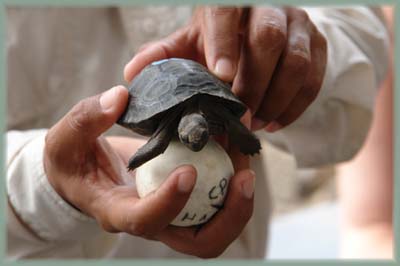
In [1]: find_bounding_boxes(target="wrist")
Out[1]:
[8,132,101,241]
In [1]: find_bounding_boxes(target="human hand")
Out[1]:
[124,6,327,132]
[43,86,255,258]
[107,128,255,258]
[43,85,197,239]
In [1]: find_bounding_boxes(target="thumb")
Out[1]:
[48,85,128,152]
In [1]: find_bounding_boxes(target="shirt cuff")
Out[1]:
[7,131,104,241]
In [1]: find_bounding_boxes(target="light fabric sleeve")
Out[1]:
[264,7,390,168]
[6,129,104,243]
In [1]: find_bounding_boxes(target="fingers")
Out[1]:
[266,11,327,131]
[156,169,255,258]
[271,33,327,129]
[233,7,287,117]
[125,6,244,83]
[94,165,197,239]
[45,86,128,164]
[123,6,326,136]
[124,27,198,82]
[124,6,244,83]
[202,6,243,81]
[254,8,311,130]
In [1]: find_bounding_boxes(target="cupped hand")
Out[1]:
[124,6,327,132]
[107,125,255,258]
[43,86,255,258]
[155,113,255,258]
[44,86,197,239]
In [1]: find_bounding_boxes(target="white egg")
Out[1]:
[135,139,234,226]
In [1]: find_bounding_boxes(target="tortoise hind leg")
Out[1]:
[226,117,261,155]
[202,101,261,155]
[127,109,181,171]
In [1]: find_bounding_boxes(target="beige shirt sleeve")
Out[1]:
[6,130,106,247]
[264,6,389,168]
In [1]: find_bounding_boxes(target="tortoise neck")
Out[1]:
[177,99,209,152]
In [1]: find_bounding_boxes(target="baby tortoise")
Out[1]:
[117,58,261,171]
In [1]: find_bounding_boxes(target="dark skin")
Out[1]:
[44,85,255,258]
[124,6,327,132]
[40,5,327,258]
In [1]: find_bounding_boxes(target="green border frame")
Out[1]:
[0,0,397,265]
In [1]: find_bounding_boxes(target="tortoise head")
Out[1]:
[178,113,209,152]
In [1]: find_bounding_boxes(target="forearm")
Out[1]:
[336,42,393,259]
[6,130,107,257]
[340,223,393,259]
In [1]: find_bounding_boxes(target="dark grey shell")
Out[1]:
[118,58,247,135]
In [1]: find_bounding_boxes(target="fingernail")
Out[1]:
[215,57,235,81]
[242,170,255,199]
[100,86,120,111]
[251,118,266,131]
[265,121,282,133]
[177,171,196,193]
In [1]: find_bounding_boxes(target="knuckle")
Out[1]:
[294,8,310,22]
[137,42,153,53]
[93,205,119,233]
[117,204,160,239]
[286,7,310,23]
[208,6,239,17]
[316,32,328,51]
[292,34,309,51]
[66,96,102,134]
[127,220,150,238]
[99,220,119,233]
[67,99,92,132]
[302,86,320,102]
[309,23,327,51]
[252,22,286,51]
[208,28,237,44]
[157,42,171,59]
[284,51,311,76]
[96,213,119,233]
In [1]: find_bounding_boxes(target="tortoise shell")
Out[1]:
[117,58,247,135]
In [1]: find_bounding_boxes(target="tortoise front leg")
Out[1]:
[127,108,181,171]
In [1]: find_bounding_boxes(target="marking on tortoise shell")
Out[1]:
[151,58,173,65]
